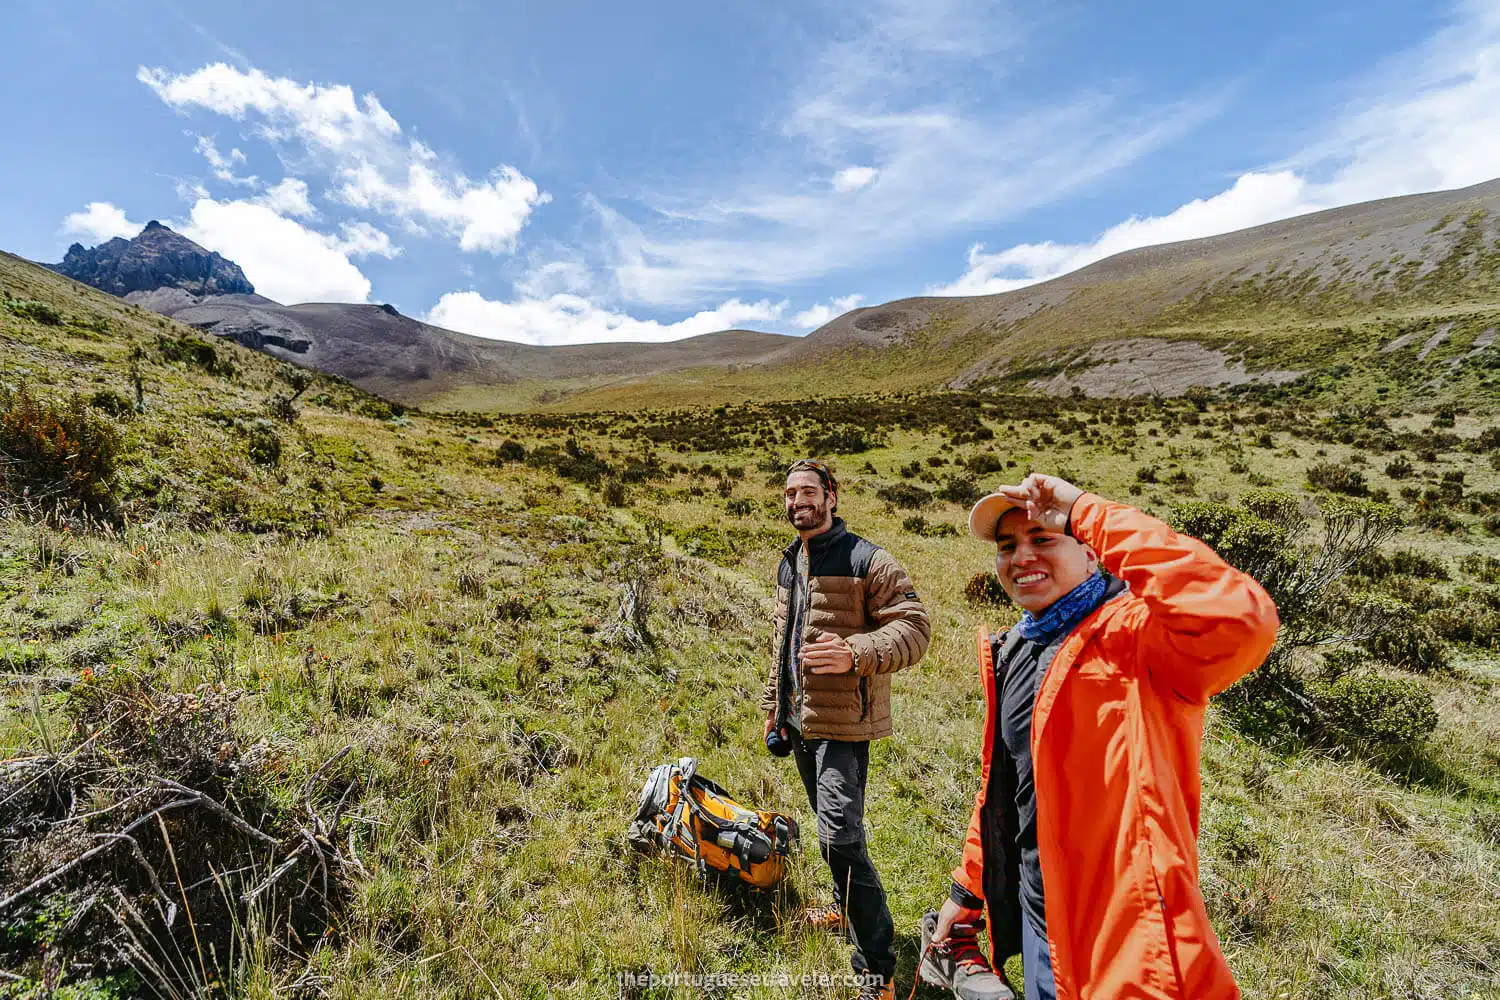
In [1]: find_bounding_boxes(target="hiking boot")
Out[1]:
[918,910,1016,1000]
[852,976,895,1000]
[801,902,847,933]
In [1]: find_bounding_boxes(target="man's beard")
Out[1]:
[787,501,830,528]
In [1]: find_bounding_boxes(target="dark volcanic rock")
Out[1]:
[50,221,254,297]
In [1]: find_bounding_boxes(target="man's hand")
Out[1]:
[800,630,855,674]
[764,715,777,739]
[932,897,984,945]
[997,473,1085,535]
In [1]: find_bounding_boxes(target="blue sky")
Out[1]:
[4,0,1498,344]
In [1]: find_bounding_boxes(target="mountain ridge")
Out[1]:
[512,177,1500,412]
[25,177,1500,412]
[33,223,802,402]
[48,220,255,297]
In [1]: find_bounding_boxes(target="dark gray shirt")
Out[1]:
[781,545,810,730]
[999,632,1054,934]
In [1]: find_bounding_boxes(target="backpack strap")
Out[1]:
[659,757,699,858]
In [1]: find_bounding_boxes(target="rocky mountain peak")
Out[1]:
[49,223,254,298]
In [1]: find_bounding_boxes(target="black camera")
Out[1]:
[765,725,792,757]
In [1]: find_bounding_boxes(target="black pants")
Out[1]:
[792,731,896,983]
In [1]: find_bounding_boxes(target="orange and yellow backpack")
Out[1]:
[627,757,798,889]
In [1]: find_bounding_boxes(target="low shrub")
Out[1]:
[1318,670,1438,759]
[0,672,357,996]
[6,298,63,325]
[156,333,231,376]
[526,438,612,485]
[1460,552,1500,584]
[935,472,983,506]
[620,457,664,483]
[676,524,737,564]
[88,388,133,417]
[1355,548,1449,581]
[1364,616,1450,672]
[877,482,934,509]
[966,452,1004,475]
[1306,461,1368,496]
[1225,655,1439,761]
[1385,456,1414,479]
[0,387,120,512]
[1425,596,1500,649]
[963,571,1011,607]
[356,398,405,420]
[265,392,299,423]
[805,424,881,454]
[496,439,527,463]
[246,420,282,466]
[902,514,958,537]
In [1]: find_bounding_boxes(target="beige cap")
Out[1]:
[968,492,1023,541]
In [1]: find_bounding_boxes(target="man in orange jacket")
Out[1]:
[926,474,1279,1000]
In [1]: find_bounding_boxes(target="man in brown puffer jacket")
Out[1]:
[762,459,930,1000]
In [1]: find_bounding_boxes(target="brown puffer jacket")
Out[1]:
[759,518,930,740]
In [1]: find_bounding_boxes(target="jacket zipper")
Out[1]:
[795,545,810,727]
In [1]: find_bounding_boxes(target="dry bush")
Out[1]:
[1,672,364,996]
[0,386,121,513]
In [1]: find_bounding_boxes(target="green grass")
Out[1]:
[3,253,1500,999]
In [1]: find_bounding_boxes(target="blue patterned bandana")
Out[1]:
[1016,570,1108,644]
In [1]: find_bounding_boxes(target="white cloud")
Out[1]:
[932,171,1317,295]
[932,1,1500,296]
[426,292,785,346]
[335,220,400,259]
[514,258,594,299]
[193,135,256,185]
[181,197,371,304]
[140,63,547,254]
[336,153,543,253]
[61,202,141,243]
[793,294,864,329]
[140,64,400,152]
[598,0,1209,306]
[832,166,878,192]
[255,177,317,218]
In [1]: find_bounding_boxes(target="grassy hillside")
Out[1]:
[3,252,1500,999]
[428,180,1500,414]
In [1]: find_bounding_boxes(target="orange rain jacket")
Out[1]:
[952,494,1279,1000]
